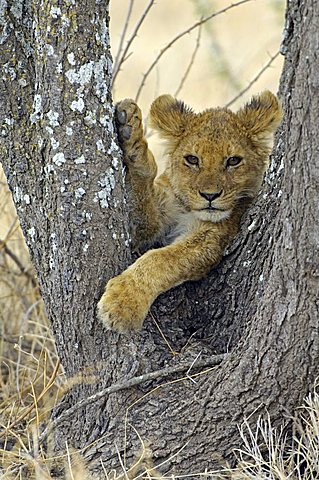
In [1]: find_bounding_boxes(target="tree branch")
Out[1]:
[225,50,281,108]
[135,0,253,102]
[0,238,37,287]
[38,353,226,446]
[113,0,135,78]
[112,0,156,86]
[174,23,202,97]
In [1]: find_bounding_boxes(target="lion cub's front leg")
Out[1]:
[97,225,227,333]
[116,99,165,249]
[97,101,173,332]
[116,99,157,179]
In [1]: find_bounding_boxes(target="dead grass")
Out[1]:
[226,391,319,480]
[0,167,64,479]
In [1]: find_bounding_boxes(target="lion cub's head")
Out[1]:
[149,92,282,222]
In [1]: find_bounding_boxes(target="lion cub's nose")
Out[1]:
[199,190,222,202]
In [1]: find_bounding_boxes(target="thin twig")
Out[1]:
[0,238,37,287]
[174,23,202,97]
[65,441,75,480]
[112,0,156,86]
[113,0,135,76]
[0,238,26,273]
[186,351,202,384]
[150,311,178,356]
[0,332,55,346]
[225,50,281,108]
[135,0,253,102]
[2,217,19,243]
[38,353,226,446]
[116,443,131,480]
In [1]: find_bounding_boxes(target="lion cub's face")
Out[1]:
[150,92,282,222]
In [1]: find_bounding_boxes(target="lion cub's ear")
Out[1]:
[237,91,282,146]
[149,94,194,141]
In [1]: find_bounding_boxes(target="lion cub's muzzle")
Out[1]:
[198,189,223,210]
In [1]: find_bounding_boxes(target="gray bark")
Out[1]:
[0,0,318,477]
[0,0,131,372]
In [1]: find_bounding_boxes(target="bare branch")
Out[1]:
[113,0,135,77]
[38,353,226,446]
[225,50,281,108]
[112,0,156,87]
[0,238,37,287]
[135,0,253,102]
[174,23,202,98]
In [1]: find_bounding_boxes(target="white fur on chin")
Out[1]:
[194,209,231,223]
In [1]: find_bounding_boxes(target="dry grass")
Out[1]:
[0,167,64,479]
[225,391,319,480]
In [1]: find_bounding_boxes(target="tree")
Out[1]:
[0,0,318,477]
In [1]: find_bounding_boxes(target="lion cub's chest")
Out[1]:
[164,212,203,245]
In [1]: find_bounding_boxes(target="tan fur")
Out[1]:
[97,92,282,332]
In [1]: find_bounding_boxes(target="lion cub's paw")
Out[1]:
[116,99,144,151]
[97,271,150,333]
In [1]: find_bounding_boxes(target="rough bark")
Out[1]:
[0,0,133,445]
[0,0,131,370]
[0,0,318,477]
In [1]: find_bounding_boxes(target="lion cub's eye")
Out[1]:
[184,155,199,167]
[226,156,243,167]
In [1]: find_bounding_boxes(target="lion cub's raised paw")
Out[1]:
[115,99,156,178]
[97,271,150,333]
[116,99,144,155]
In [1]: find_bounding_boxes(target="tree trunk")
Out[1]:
[1,0,318,477]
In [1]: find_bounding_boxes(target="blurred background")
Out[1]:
[110,1,284,108]
[110,0,284,167]
[0,1,285,472]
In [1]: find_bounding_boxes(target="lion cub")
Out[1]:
[98,92,282,332]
